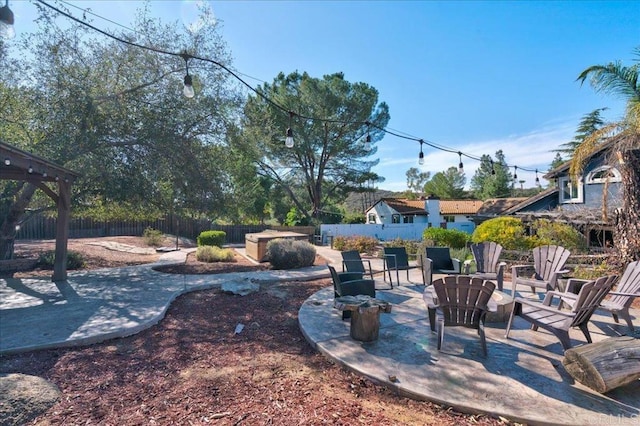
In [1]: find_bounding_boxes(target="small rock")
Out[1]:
[221,280,260,296]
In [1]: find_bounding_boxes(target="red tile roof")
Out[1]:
[376,198,483,215]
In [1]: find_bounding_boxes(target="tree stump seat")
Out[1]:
[562,336,640,393]
[334,295,392,342]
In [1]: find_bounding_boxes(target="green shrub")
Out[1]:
[342,213,365,224]
[142,227,164,247]
[195,245,235,263]
[197,230,226,247]
[332,235,378,255]
[530,219,587,252]
[472,217,533,250]
[37,250,86,270]
[266,238,316,270]
[422,227,470,249]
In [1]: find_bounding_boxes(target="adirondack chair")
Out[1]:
[562,260,640,332]
[463,242,506,291]
[505,274,618,351]
[431,275,496,356]
[341,250,374,280]
[383,247,423,287]
[420,246,462,286]
[328,265,376,320]
[510,245,570,296]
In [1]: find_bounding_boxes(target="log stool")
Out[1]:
[334,295,392,342]
[562,336,640,393]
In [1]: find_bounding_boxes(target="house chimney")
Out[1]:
[424,195,442,228]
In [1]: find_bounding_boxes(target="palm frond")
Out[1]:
[569,123,620,181]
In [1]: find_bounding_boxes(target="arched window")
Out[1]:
[586,166,621,184]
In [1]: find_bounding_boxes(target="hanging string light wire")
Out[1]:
[33,0,543,179]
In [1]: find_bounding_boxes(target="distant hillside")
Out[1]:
[342,189,400,214]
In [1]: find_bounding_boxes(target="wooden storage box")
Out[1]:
[245,231,309,262]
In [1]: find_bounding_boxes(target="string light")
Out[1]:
[0,0,15,40]
[457,152,463,173]
[32,0,545,183]
[285,111,294,148]
[181,53,195,98]
[490,159,496,175]
[4,158,10,166]
[513,166,518,180]
[535,169,540,186]
[363,134,371,151]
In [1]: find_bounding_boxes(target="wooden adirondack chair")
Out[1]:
[463,242,506,291]
[511,245,570,296]
[327,265,375,320]
[341,250,374,280]
[505,275,618,351]
[431,275,496,356]
[562,260,640,332]
[383,247,422,287]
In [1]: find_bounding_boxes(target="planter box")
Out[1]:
[245,230,309,262]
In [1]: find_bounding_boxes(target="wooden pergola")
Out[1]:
[0,142,80,281]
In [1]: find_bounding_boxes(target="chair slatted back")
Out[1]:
[341,250,366,274]
[471,242,503,274]
[609,260,640,309]
[432,275,496,328]
[571,275,617,326]
[533,245,570,281]
[384,247,410,269]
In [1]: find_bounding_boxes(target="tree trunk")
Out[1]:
[0,183,37,260]
[615,148,640,265]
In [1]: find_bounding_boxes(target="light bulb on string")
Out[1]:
[457,152,464,173]
[285,111,294,148]
[418,140,425,165]
[363,134,371,151]
[181,53,195,98]
[490,159,496,176]
[535,169,541,187]
[513,166,518,180]
[0,0,15,40]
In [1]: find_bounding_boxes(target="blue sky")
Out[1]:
[9,0,640,191]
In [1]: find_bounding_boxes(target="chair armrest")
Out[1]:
[609,291,640,298]
[496,262,506,274]
[451,258,462,273]
[516,297,576,318]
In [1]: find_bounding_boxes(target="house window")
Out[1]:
[368,213,376,223]
[559,177,583,203]
[443,215,455,223]
[586,166,622,184]
[403,216,414,224]
[391,214,401,224]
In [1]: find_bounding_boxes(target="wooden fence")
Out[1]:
[15,215,316,245]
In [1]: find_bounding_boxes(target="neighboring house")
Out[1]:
[365,196,483,233]
[502,140,623,248]
[319,196,483,244]
[472,197,529,225]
